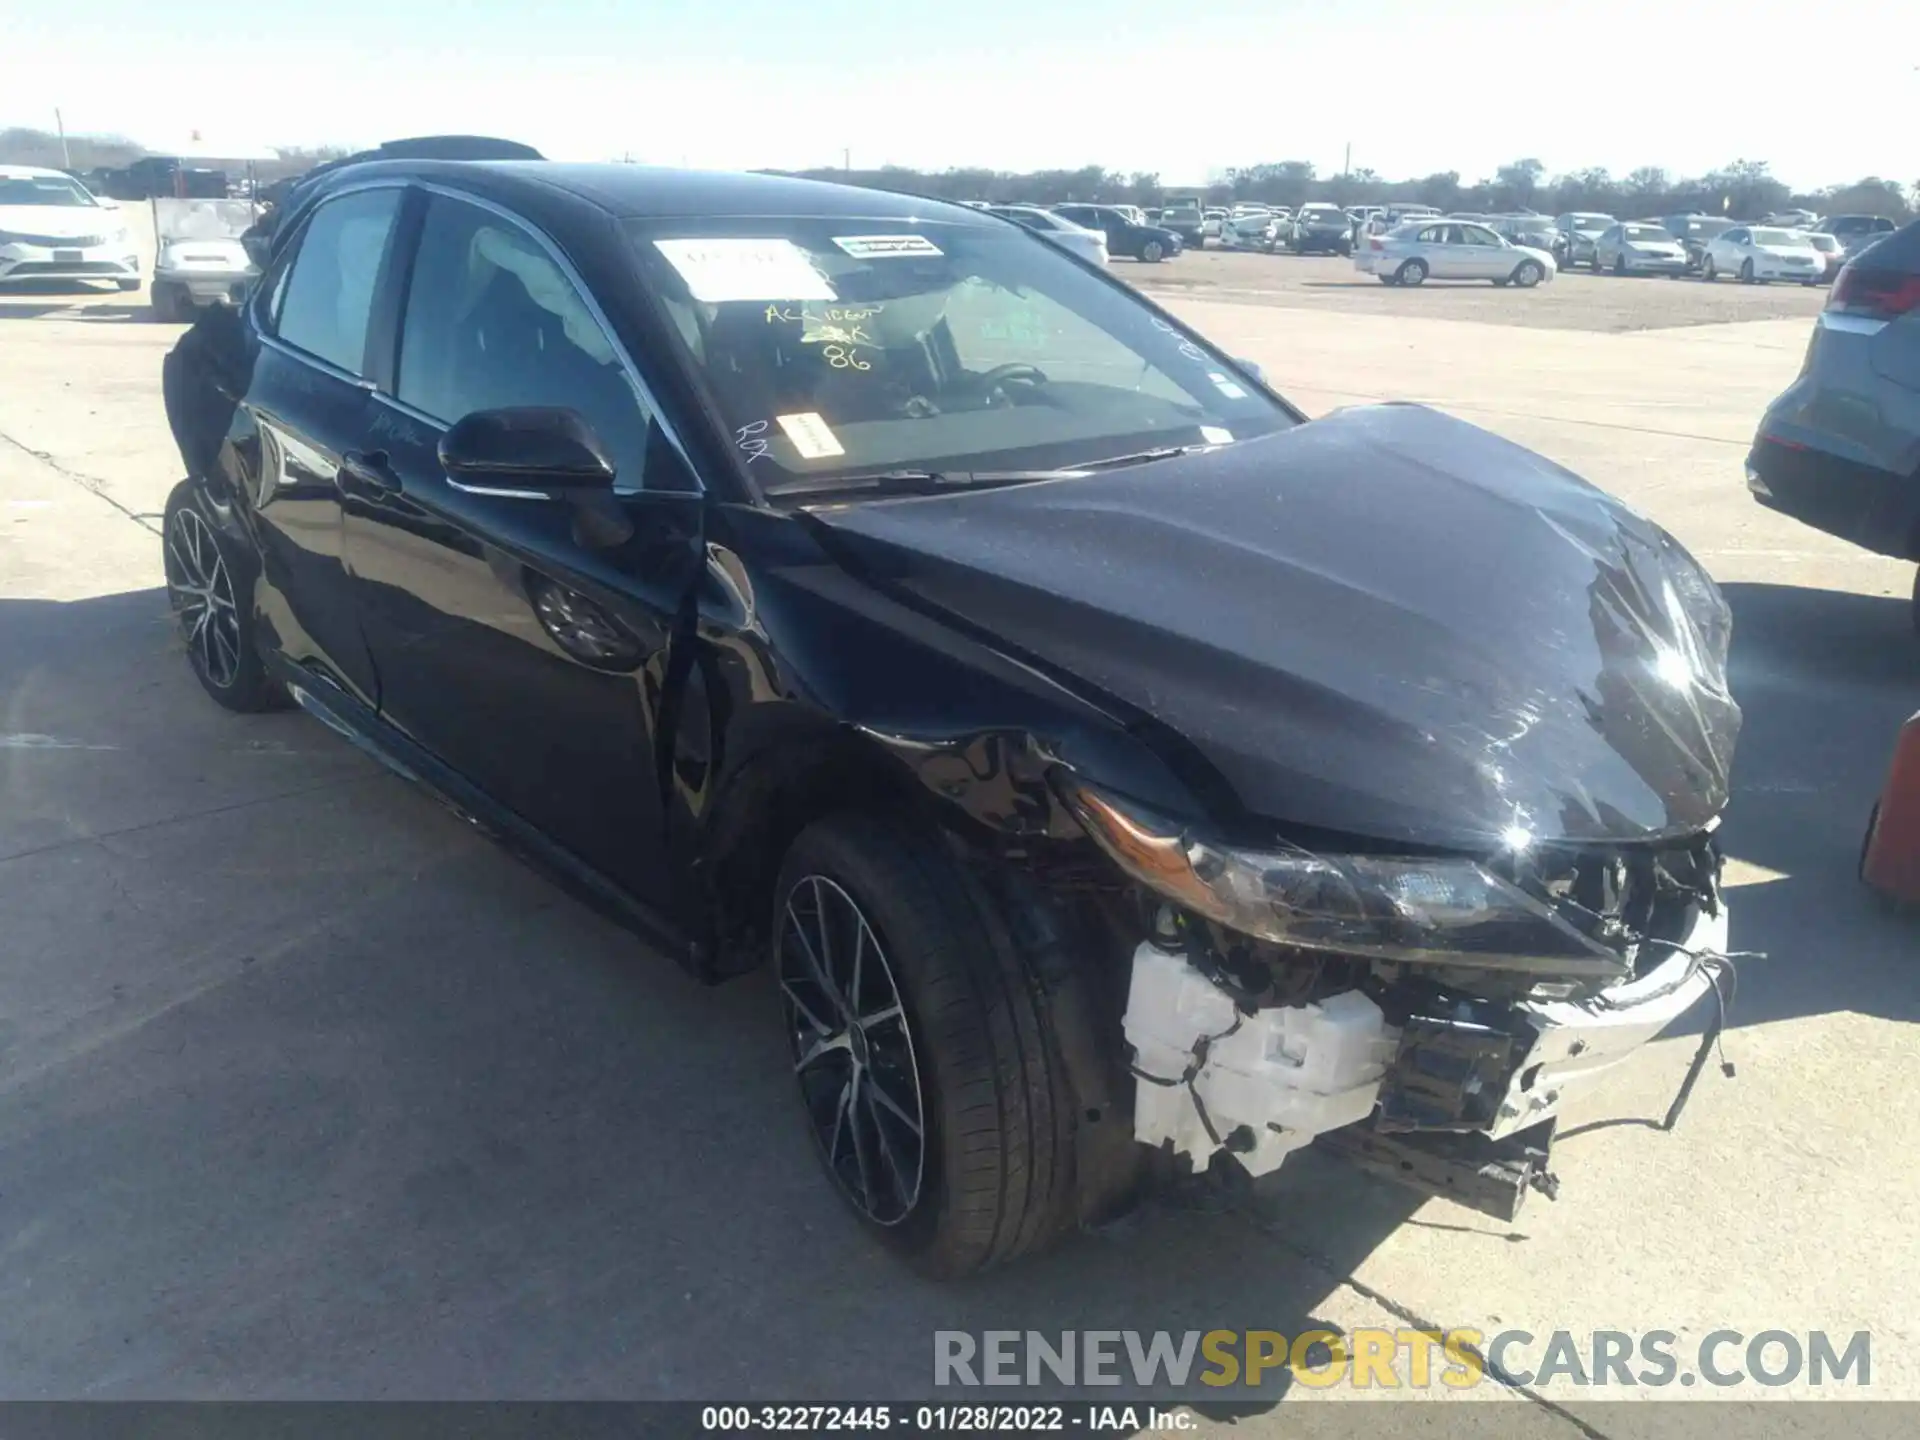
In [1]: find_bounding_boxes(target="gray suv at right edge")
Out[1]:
[1748,217,1920,630]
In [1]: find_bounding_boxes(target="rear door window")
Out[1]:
[271,188,404,376]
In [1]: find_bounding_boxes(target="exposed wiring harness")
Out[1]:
[1129,1011,1245,1151]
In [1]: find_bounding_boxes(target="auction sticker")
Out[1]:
[1207,371,1249,400]
[1200,426,1234,445]
[833,235,943,258]
[775,412,846,459]
[653,238,836,303]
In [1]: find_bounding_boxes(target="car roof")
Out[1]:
[307,159,1002,228]
[0,164,74,180]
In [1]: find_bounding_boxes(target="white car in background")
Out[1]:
[1591,221,1691,277]
[1356,218,1556,287]
[1219,207,1277,249]
[1201,207,1228,242]
[984,205,1109,266]
[0,165,140,292]
[1699,225,1822,285]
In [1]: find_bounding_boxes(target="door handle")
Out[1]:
[339,449,400,495]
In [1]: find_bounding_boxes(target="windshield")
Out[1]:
[0,175,97,208]
[1624,225,1670,242]
[628,218,1297,498]
[1672,218,1731,238]
[154,197,257,243]
[1300,207,1344,221]
[1751,228,1799,246]
[1571,215,1611,232]
[1807,233,1840,251]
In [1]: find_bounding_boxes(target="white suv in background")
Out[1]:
[0,166,140,292]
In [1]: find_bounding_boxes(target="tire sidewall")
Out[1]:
[1398,259,1427,286]
[1514,261,1542,288]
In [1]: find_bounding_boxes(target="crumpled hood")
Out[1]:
[808,404,1740,851]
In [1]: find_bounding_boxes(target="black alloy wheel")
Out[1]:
[165,501,242,692]
[779,872,927,1229]
[162,480,288,712]
[772,813,1083,1276]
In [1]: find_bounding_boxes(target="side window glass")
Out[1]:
[272,188,403,376]
[396,196,676,493]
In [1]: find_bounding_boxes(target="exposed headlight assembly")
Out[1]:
[1063,782,1630,979]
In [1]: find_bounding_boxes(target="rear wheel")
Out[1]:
[151,282,185,322]
[1395,258,1428,286]
[774,813,1081,1277]
[162,480,288,712]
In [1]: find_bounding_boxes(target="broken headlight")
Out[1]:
[1063,782,1629,979]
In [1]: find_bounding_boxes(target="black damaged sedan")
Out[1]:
[162,160,1741,1277]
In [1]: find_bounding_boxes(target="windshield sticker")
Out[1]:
[1200,426,1234,445]
[1207,372,1249,400]
[653,238,836,303]
[776,412,846,460]
[833,235,943,258]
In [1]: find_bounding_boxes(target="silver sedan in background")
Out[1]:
[1356,219,1557,287]
[1592,221,1691,276]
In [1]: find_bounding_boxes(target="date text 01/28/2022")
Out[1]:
[700,1404,1196,1432]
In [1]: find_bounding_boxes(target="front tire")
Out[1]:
[1702,256,1718,282]
[1511,260,1544,288]
[1740,258,1757,284]
[162,480,288,712]
[116,278,140,293]
[1140,240,1165,263]
[774,813,1080,1277]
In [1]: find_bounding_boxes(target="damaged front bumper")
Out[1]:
[1122,904,1729,1217]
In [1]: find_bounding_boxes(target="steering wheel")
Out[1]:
[976,362,1049,390]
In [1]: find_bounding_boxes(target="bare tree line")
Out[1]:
[5,126,1910,224]
[775,157,1915,223]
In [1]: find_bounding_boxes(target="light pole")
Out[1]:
[55,108,70,169]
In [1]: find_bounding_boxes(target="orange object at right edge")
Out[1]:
[1862,711,1920,906]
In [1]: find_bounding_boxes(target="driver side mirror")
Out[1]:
[440,407,615,492]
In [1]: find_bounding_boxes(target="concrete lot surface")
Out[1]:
[2,250,1917,1431]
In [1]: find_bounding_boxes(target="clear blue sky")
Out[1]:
[6,0,1915,189]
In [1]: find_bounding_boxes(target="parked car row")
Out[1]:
[1558,211,1896,283]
